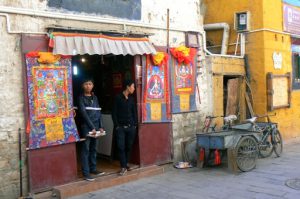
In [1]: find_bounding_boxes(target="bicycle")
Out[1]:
[242,115,283,158]
[202,115,221,132]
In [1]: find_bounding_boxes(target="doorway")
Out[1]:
[72,54,139,177]
[223,76,242,122]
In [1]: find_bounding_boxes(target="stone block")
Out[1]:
[0,160,9,169]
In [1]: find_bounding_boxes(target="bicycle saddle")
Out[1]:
[224,115,237,123]
[244,117,257,123]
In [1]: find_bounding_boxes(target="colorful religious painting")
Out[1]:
[25,52,79,149]
[33,66,69,119]
[142,53,171,123]
[147,68,165,100]
[170,46,197,113]
[174,61,194,94]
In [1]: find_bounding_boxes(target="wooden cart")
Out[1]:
[196,123,262,172]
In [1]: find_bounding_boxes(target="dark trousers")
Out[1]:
[81,137,97,177]
[115,126,136,168]
[80,124,99,177]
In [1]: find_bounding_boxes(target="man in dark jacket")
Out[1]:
[78,78,105,181]
[112,79,137,176]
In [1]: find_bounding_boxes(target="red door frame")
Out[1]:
[21,34,77,192]
[133,55,173,166]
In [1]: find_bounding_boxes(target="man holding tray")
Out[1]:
[78,77,105,181]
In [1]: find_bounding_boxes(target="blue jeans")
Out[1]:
[81,137,97,177]
[80,124,98,177]
[115,126,136,168]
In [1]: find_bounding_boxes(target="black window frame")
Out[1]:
[292,52,300,90]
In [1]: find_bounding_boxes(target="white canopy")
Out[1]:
[52,33,156,56]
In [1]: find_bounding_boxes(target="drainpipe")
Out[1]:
[0,13,46,34]
[204,23,230,55]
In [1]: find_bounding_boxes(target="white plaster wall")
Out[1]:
[0,0,204,47]
[1,0,203,30]
[142,0,202,30]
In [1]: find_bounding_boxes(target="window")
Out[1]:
[234,11,251,32]
[267,73,291,111]
[292,53,300,89]
[47,0,141,20]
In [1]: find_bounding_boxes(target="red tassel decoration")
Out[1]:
[48,33,55,48]
[199,148,205,161]
[26,120,30,134]
[48,38,54,48]
[214,149,221,165]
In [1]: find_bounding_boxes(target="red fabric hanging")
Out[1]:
[199,148,205,161]
[214,149,221,165]
[170,47,197,65]
[26,51,39,58]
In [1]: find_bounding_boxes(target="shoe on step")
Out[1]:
[119,168,127,176]
[90,170,105,176]
[84,175,95,182]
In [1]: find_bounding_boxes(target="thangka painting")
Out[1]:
[142,53,171,122]
[170,46,197,113]
[25,52,79,149]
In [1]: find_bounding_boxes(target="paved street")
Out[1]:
[71,141,300,199]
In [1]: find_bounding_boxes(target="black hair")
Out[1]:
[123,79,135,90]
[81,77,94,85]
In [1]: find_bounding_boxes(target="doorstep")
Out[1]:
[52,165,164,199]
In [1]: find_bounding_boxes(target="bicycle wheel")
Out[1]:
[235,136,258,172]
[273,130,283,157]
[259,133,273,158]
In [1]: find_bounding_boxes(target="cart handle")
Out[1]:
[254,113,276,123]
[205,115,224,119]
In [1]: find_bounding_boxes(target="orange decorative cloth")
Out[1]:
[170,46,197,65]
[151,52,168,66]
[38,52,61,64]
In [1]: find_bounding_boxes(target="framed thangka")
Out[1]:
[170,46,197,113]
[25,52,79,149]
[142,52,171,123]
[33,66,69,119]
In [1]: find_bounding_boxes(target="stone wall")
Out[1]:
[0,23,26,197]
[0,0,207,197]
[171,52,211,161]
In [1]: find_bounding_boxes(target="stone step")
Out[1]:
[53,165,164,199]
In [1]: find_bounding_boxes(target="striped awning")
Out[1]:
[51,32,156,56]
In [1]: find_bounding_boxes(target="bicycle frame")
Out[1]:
[258,123,277,148]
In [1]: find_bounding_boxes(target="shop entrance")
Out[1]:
[22,33,172,192]
[72,54,139,177]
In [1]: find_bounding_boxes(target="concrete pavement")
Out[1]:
[70,140,300,199]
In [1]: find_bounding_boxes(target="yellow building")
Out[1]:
[204,0,300,140]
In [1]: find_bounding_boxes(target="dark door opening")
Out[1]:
[72,54,139,176]
[223,76,241,122]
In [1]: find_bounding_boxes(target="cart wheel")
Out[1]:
[235,136,258,172]
[273,130,283,157]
